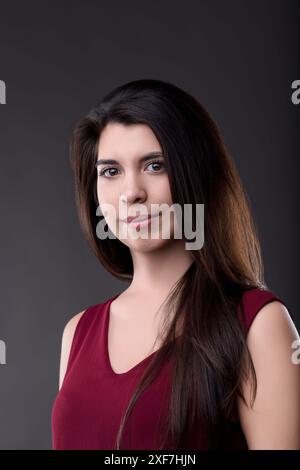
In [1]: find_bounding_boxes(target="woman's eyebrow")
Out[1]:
[95,151,163,168]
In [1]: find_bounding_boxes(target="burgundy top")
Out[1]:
[51,287,287,450]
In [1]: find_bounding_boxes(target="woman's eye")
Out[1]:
[97,160,165,178]
[98,167,119,178]
[146,161,165,172]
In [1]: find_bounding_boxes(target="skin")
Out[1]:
[58,122,300,449]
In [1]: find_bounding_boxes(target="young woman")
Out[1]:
[51,79,300,450]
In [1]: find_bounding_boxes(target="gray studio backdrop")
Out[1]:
[0,0,299,449]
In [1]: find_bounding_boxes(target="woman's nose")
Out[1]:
[120,189,146,205]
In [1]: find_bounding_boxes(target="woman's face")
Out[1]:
[96,122,176,252]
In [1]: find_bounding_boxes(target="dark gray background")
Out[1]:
[0,0,299,449]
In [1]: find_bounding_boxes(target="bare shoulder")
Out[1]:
[58,309,86,390]
[237,300,300,449]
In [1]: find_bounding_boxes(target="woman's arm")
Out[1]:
[237,300,300,449]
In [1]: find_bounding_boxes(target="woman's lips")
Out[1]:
[124,213,160,226]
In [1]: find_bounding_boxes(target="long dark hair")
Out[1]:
[69,79,267,449]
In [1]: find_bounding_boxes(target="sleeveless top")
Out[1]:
[51,287,288,450]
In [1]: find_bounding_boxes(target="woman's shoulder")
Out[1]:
[238,286,291,333]
[58,296,114,389]
[58,309,86,390]
[240,286,298,351]
[63,294,116,333]
[242,287,295,343]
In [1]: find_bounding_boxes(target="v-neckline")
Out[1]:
[104,294,161,377]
